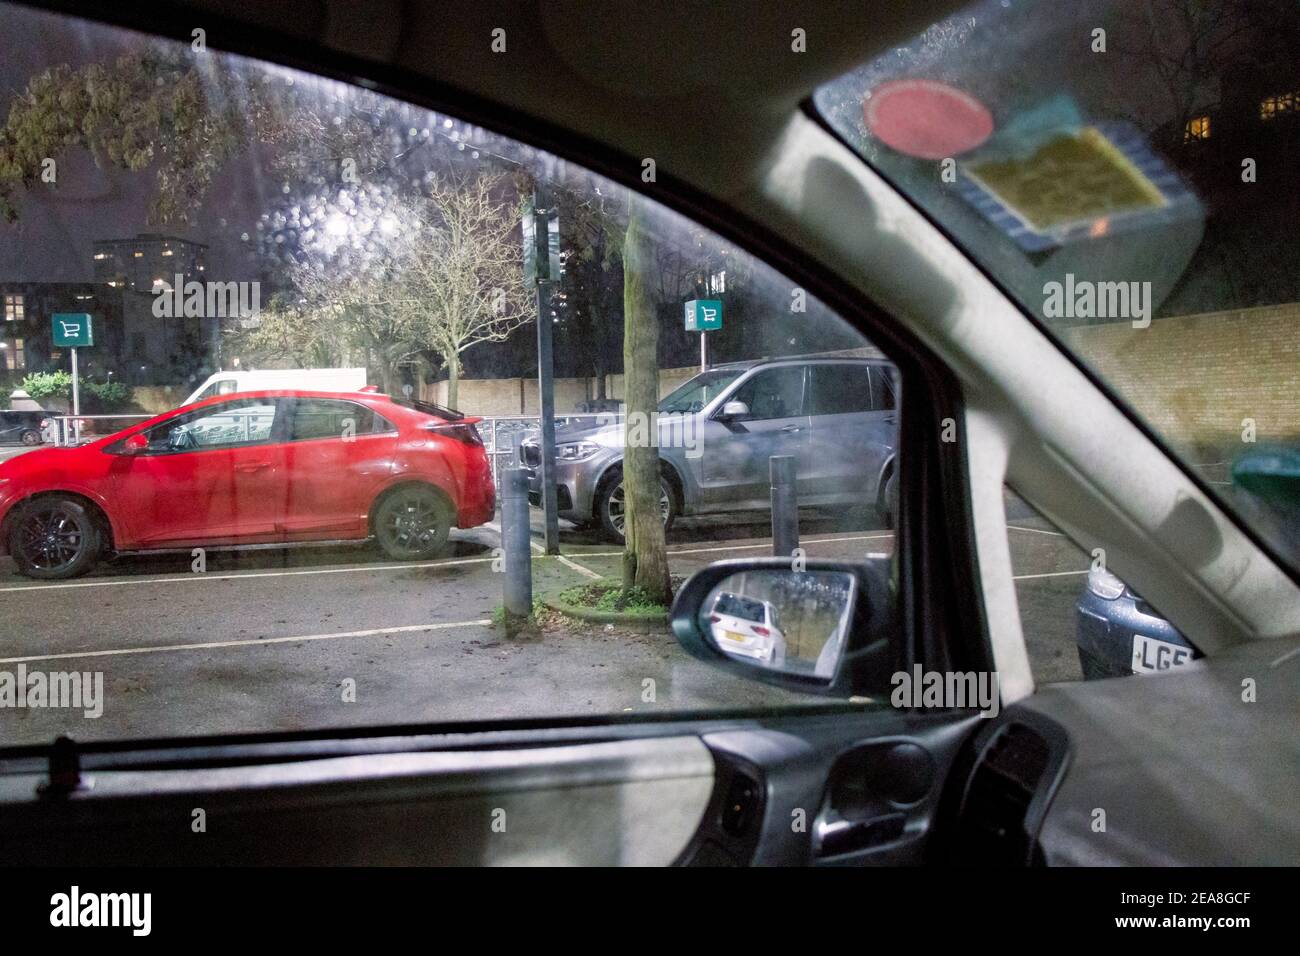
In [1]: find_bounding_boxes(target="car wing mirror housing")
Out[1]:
[670,557,897,698]
[716,400,750,422]
[113,432,149,455]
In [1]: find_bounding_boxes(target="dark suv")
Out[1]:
[521,356,899,542]
[0,409,52,446]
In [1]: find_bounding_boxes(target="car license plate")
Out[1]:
[722,630,747,645]
[1131,634,1194,675]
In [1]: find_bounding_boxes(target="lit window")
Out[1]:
[93,252,108,260]
[1260,91,1296,121]
[162,248,174,256]
[2,294,23,321]
[1,337,24,370]
[1184,115,1211,141]
[133,251,144,257]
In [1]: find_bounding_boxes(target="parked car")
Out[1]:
[1075,566,1200,679]
[0,390,494,579]
[0,409,53,446]
[520,357,898,542]
[182,367,368,407]
[708,590,787,666]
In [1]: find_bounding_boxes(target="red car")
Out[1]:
[0,389,495,579]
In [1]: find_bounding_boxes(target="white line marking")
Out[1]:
[0,555,498,594]
[1012,569,1089,581]
[1007,525,1066,537]
[556,554,601,580]
[483,520,544,553]
[0,619,492,666]
[0,531,895,594]
[570,533,896,560]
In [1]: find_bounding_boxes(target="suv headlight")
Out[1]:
[1086,566,1126,600]
[556,441,600,462]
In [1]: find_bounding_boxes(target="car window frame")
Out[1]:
[131,397,287,456]
[18,0,994,733]
[806,361,879,418]
[281,398,396,444]
[722,364,809,422]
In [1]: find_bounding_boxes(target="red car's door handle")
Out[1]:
[234,462,272,473]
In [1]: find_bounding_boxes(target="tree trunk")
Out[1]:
[447,355,461,410]
[621,197,671,604]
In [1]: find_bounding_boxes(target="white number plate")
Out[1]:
[1131,634,1194,675]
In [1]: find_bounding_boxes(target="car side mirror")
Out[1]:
[670,557,897,697]
[716,400,750,421]
[120,433,149,455]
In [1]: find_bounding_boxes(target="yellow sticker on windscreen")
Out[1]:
[956,121,1197,251]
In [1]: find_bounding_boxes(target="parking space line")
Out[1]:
[556,554,601,580]
[570,532,896,561]
[0,530,893,594]
[1007,525,1066,537]
[0,554,498,594]
[1012,569,1088,580]
[0,619,492,666]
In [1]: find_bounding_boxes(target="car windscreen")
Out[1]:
[814,0,1300,575]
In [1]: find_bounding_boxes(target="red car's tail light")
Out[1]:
[424,422,483,446]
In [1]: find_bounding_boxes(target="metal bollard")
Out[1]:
[770,455,799,559]
[501,468,533,620]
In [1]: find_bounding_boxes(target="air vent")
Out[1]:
[955,723,1051,865]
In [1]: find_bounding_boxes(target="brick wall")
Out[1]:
[421,366,699,416]
[1064,303,1300,458]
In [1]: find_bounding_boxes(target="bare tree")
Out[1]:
[398,172,533,407]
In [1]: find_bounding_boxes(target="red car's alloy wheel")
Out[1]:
[374,486,451,560]
[10,498,101,579]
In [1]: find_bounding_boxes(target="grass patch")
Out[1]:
[556,581,668,616]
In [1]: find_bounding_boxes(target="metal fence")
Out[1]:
[52,414,152,446]
[478,414,606,490]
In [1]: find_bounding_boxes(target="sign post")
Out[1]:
[683,299,722,372]
[52,313,94,444]
[523,187,562,555]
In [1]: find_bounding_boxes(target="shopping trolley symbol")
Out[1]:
[684,298,723,332]
[51,312,94,347]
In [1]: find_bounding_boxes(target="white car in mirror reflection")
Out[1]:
[708,591,787,666]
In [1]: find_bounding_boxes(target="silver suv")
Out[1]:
[520,357,898,542]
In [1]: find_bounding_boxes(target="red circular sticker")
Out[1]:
[864,79,993,160]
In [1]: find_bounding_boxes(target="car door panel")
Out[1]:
[280,400,397,537]
[702,367,812,508]
[114,445,286,546]
[108,399,287,547]
[0,712,979,866]
[804,364,897,506]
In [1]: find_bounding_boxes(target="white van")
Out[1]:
[181,368,368,407]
